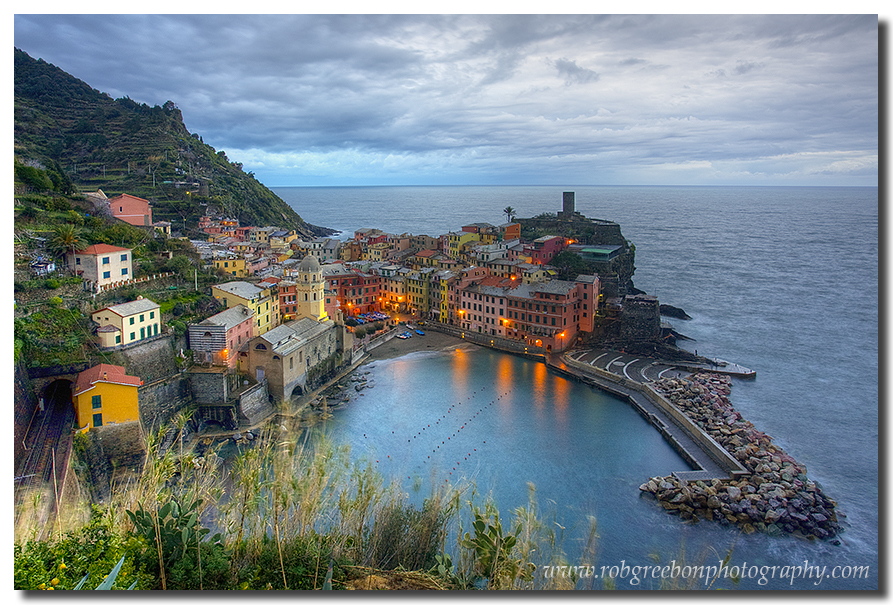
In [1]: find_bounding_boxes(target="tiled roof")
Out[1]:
[199,305,255,330]
[94,297,159,317]
[74,363,141,396]
[214,281,264,300]
[76,244,131,256]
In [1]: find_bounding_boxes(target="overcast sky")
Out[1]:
[14,13,880,187]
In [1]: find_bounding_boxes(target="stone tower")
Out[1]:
[559,191,576,219]
[294,255,328,322]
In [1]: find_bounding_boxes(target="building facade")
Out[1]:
[72,364,141,430]
[187,304,255,368]
[67,244,133,289]
[91,297,161,348]
[243,318,338,403]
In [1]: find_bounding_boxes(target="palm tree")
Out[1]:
[503,206,516,223]
[48,223,89,270]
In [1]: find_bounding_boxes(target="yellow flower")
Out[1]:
[59,562,67,570]
[47,586,54,590]
[38,583,46,590]
[51,578,60,586]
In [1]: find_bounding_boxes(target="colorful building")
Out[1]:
[187,304,255,368]
[108,193,153,227]
[214,257,248,277]
[211,281,278,335]
[67,244,133,289]
[72,364,142,430]
[91,297,161,348]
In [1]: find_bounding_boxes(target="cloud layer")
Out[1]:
[14,14,879,186]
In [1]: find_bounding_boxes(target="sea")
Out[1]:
[273,185,879,590]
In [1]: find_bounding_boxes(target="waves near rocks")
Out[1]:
[640,373,841,541]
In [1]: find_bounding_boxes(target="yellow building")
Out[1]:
[214,257,248,277]
[211,281,277,335]
[73,364,141,429]
[91,297,161,349]
[448,231,480,259]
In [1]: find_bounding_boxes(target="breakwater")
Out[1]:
[639,373,841,540]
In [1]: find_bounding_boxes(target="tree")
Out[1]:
[551,250,589,281]
[47,223,88,266]
[503,206,516,223]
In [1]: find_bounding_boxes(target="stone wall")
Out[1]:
[187,367,229,405]
[621,294,660,341]
[138,374,192,432]
[238,382,274,427]
[82,421,145,502]
[105,333,185,384]
[14,359,40,464]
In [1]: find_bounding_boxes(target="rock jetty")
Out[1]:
[639,373,841,540]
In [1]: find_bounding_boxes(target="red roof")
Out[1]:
[74,364,141,396]
[415,249,438,257]
[108,193,151,204]
[76,244,131,256]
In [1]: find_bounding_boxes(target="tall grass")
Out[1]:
[19,413,669,590]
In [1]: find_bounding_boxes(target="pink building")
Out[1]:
[187,305,256,368]
[108,194,153,227]
[524,235,568,265]
[458,273,599,352]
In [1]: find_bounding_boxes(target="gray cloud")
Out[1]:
[13,14,879,186]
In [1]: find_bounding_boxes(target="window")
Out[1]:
[140,314,144,322]
[92,395,101,409]
[115,335,121,344]
[103,271,111,279]
[102,257,110,265]
[75,257,81,265]
[93,413,103,427]
[150,311,155,319]
[121,254,128,262]
[130,332,136,340]
[121,268,128,276]
[140,327,146,339]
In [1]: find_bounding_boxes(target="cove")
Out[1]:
[319,344,694,564]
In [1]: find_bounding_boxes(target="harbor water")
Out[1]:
[274,185,878,589]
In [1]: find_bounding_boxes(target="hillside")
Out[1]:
[14,48,332,238]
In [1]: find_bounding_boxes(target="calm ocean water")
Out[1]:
[274,185,878,590]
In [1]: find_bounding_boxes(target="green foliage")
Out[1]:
[551,250,589,280]
[14,305,88,367]
[460,507,533,589]
[126,496,218,570]
[15,161,54,191]
[363,499,447,571]
[14,509,150,590]
[236,534,348,590]
[46,223,88,259]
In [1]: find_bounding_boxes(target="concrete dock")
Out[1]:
[549,351,750,481]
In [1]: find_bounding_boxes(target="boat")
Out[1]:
[415,329,425,336]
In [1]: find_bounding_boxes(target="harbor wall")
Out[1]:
[558,354,748,478]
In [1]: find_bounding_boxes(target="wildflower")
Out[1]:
[59,561,67,570]
[51,578,60,586]
[38,583,46,590]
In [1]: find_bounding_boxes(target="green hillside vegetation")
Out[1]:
[14,48,331,236]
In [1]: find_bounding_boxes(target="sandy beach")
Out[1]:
[364,326,474,362]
